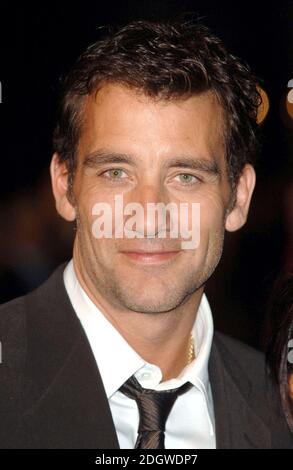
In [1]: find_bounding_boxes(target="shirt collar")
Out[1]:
[63,258,214,399]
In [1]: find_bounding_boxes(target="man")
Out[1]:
[0,20,292,449]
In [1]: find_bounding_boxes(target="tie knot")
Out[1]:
[119,374,193,434]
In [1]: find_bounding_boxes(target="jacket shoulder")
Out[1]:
[0,294,27,362]
[212,331,293,448]
[212,331,272,398]
[212,331,269,411]
[213,331,266,372]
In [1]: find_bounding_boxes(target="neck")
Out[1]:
[72,253,202,382]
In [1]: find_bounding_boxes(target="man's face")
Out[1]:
[60,84,240,313]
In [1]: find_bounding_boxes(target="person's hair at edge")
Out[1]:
[266,273,293,432]
[52,18,262,207]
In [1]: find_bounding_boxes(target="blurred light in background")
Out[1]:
[257,86,269,124]
[280,79,293,129]
[286,79,293,118]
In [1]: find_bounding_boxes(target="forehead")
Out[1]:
[78,83,226,166]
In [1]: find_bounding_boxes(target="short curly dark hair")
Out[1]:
[52,19,261,194]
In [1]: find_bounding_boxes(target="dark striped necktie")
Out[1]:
[118,374,193,449]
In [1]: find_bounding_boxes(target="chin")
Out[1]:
[123,301,179,314]
[118,287,188,313]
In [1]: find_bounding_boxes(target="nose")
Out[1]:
[126,183,171,238]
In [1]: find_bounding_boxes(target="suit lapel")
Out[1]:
[23,332,120,449]
[209,337,271,449]
[21,262,120,449]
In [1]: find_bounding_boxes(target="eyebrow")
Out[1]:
[83,149,221,176]
[83,151,134,168]
[163,157,220,175]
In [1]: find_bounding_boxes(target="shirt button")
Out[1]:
[141,372,151,379]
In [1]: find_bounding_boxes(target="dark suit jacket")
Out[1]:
[0,262,292,449]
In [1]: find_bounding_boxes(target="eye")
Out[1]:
[102,168,127,179]
[175,173,200,185]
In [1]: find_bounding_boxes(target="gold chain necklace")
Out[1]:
[187,333,195,365]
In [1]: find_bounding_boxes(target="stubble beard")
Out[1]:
[74,205,226,315]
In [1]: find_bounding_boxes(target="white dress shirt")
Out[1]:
[63,259,216,449]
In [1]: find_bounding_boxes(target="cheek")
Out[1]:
[198,191,226,235]
[77,184,116,227]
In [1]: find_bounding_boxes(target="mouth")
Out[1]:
[119,250,181,264]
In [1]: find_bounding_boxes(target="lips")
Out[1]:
[120,249,181,264]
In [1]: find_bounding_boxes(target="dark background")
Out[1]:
[0,1,292,349]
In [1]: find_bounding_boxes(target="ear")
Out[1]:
[50,153,76,221]
[225,164,256,232]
